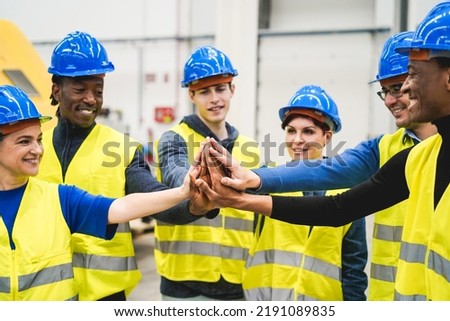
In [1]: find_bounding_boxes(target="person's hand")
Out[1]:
[180,163,201,199]
[198,141,212,187]
[187,145,218,215]
[194,141,245,208]
[208,137,261,191]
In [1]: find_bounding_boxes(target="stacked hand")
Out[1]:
[186,137,272,217]
[191,138,245,209]
[205,138,261,191]
[186,141,216,215]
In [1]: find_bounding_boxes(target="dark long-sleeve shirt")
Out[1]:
[270,115,450,227]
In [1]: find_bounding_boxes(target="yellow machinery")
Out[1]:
[0,20,56,130]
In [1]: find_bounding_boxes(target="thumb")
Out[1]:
[188,164,199,175]
[195,178,209,190]
[221,177,239,189]
[195,179,215,197]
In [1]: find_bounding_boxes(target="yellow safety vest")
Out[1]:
[154,123,260,284]
[243,190,351,301]
[396,134,450,300]
[369,128,416,300]
[0,178,77,301]
[38,124,141,300]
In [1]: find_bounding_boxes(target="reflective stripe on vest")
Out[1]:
[428,250,450,282]
[19,263,73,291]
[157,216,254,232]
[38,125,142,300]
[156,240,248,260]
[370,264,396,283]
[246,287,295,301]
[373,223,403,242]
[73,253,138,271]
[154,123,260,284]
[400,242,427,264]
[398,134,450,300]
[0,178,77,300]
[394,291,427,301]
[369,129,416,301]
[0,277,9,293]
[302,255,341,281]
[247,249,303,267]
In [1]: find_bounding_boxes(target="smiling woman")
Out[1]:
[0,124,43,179]
[0,85,51,183]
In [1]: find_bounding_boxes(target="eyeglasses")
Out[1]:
[376,84,404,101]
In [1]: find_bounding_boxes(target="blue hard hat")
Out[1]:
[48,31,115,77]
[278,85,342,133]
[181,46,238,87]
[371,31,414,83]
[0,85,51,126]
[396,2,450,56]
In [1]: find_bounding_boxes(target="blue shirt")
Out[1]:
[0,182,115,249]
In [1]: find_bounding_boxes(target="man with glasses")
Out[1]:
[204,31,436,300]
[376,84,403,101]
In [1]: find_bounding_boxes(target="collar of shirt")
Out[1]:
[403,128,421,145]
